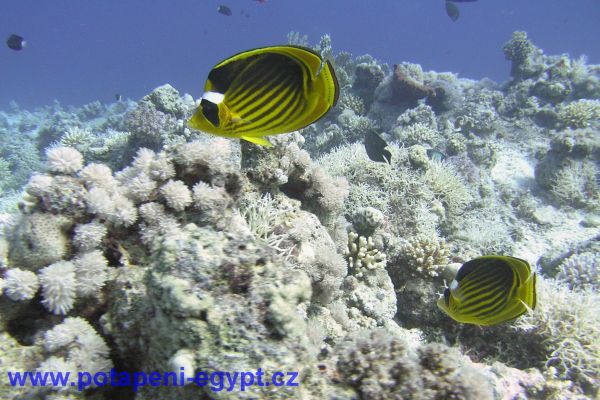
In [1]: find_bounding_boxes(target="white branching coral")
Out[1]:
[46,146,84,174]
[173,138,232,169]
[192,181,229,214]
[131,148,156,171]
[128,173,157,202]
[73,250,109,296]
[424,160,471,216]
[85,187,138,226]
[42,317,113,379]
[38,261,77,315]
[37,356,77,393]
[73,220,107,251]
[149,153,176,181]
[3,268,39,301]
[25,174,54,197]
[160,180,192,211]
[79,163,116,190]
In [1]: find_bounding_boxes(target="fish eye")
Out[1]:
[201,99,220,127]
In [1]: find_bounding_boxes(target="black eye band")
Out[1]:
[201,99,220,127]
[443,288,451,306]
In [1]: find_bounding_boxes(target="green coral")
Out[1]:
[557,99,600,129]
[503,31,537,78]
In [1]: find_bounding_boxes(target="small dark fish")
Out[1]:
[447,0,477,2]
[426,148,447,162]
[218,5,232,16]
[445,1,459,21]
[364,131,391,164]
[115,94,122,101]
[254,0,266,3]
[6,34,26,51]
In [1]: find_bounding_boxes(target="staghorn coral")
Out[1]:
[393,122,441,147]
[424,159,472,217]
[513,276,600,388]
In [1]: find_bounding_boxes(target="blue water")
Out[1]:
[2,0,599,109]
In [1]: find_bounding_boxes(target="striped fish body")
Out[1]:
[189,45,339,146]
[437,255,537,326]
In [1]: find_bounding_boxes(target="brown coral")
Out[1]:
[391,64,435,106]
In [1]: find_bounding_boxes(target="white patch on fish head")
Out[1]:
[202,91,225,105]
[449,279,464,303]
[450,279,459,291]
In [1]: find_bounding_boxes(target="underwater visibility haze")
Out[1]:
[1,1,599,399]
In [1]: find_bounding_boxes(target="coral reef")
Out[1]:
[1,31,599,400]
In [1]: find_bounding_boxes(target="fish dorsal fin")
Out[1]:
[240,135,273,147]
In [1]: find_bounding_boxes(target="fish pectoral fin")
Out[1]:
[519,299,534,313]
[231,113,251,125]
[241,135,273,147]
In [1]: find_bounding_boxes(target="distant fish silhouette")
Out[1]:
[6,34,26,51]
[218,5,232,16]
[447,0,477,2]
[254,0,267,3]
[426,148,447,162]
[364,131,391,164]
[445,1,460,21]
